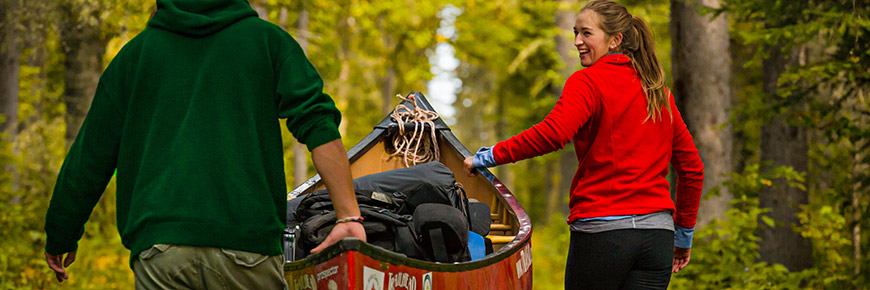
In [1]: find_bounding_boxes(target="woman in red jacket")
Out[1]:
[464,1,704,289]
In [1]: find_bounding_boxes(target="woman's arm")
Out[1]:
[491,73,598,165]
[668,94,704,272]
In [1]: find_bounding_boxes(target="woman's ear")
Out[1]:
[610,32,624,49]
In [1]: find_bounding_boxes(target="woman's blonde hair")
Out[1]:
[582,0,672,122]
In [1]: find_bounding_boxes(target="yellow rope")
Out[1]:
[389,94,440,167]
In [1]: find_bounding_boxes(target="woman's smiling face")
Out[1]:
[574,10,617,67]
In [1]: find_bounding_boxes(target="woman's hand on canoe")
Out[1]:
[463,156,477,177]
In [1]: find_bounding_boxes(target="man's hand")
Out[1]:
[45,251,76,282]
[463,156,477,177]
[310,139,367,253]
[310,221,366,254]
[672,247,691,273]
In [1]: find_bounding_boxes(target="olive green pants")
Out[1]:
[132,244,287,290]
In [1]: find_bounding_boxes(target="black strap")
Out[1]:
[456,186,472,227]
[429,227,449,262]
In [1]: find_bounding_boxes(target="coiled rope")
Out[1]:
[389,94,440,167]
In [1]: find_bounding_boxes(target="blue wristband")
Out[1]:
[472,146,497,168]
[674,226,694,248]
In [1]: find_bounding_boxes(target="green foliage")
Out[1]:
[530,213,570,290]
[510,153,561,221]
[0,16,70,288]
[0,1,151,287]
[0,83,132,288]
[452,0,563,151]
[286,0,443,147]
[0,133,49,289]
[671,196,802,290]
[671,162,862,289]
[669,164,808,289]
[3,0,506,288]
[3,0,868,289]
[719,0,870,286]
[795,204,854,289]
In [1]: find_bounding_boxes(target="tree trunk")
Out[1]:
[544,160,560,219]
[256,2,312,186]
[670,0,733,228]
[853,148,863,281]
[0,0,20,137]
[293,8,310,185]
[757,43,812,271]
[382,67,397,116]
[249,1,269,21]
[550,0,578,217]
[1,0,21,204]
[59,4,108,146]
[495,93,511,189]
[335,11,352,138]
[278,7,288,29]
[251,1,267,20]
[379,15,397,117]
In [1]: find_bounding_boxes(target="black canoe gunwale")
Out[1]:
[285,92,532,272]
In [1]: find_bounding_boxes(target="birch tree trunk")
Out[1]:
[670,0,733,228]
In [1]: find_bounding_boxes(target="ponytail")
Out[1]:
[581,1,672,123]
[627,16,671,123]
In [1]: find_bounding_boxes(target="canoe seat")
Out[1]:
[490,224,511,231]
[487,221,515,245]
[486,235,515,244]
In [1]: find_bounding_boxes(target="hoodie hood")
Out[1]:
[148,0,258,37]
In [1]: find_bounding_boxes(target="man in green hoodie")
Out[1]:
[42,0,365,288]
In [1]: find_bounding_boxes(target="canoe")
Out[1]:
[283,92,533,290]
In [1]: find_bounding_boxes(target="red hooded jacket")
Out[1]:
[492,54,704,229]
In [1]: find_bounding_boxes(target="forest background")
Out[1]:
[0,0,867,289]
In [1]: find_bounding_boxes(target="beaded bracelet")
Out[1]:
[335,216,365,224]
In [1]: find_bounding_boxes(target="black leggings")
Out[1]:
[565,229,673,290]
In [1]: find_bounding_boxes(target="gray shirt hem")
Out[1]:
[569,211,675,233]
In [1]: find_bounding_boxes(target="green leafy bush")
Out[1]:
[671,164,860,289]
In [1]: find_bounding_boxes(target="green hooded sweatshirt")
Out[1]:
[44,0,341,266]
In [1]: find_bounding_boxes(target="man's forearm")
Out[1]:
[310,139,361,219]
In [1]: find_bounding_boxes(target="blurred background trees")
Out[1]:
[0,0,867,289]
